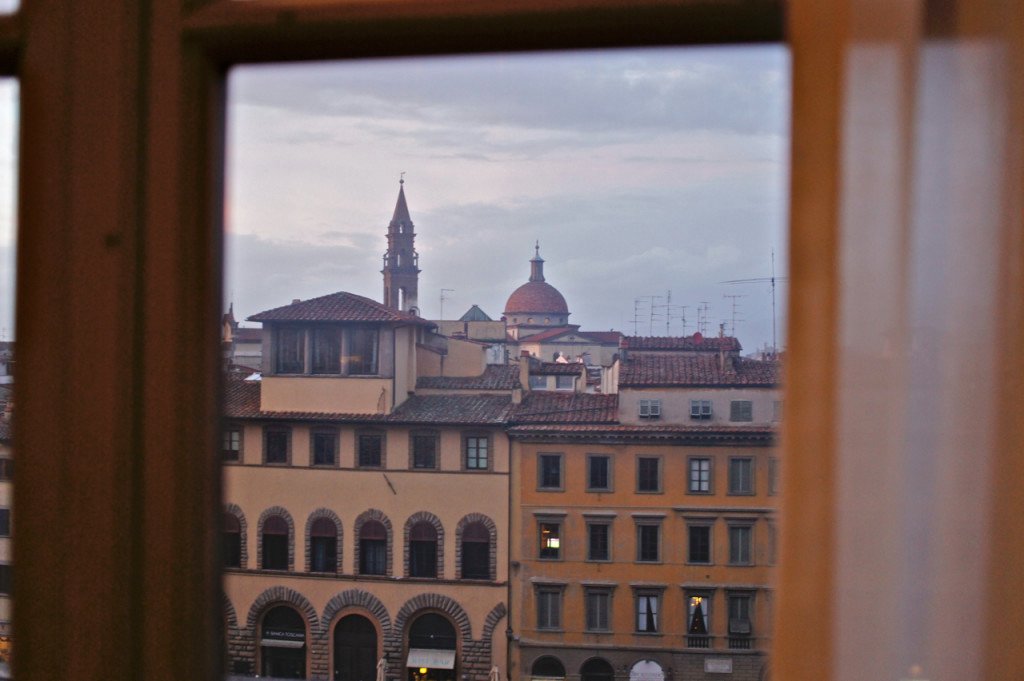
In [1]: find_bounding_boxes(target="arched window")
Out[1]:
[408,521,438,578]
[580,658,614,681]
[309,517,337,573]
[262,515,289,570]
[223,512,242,568]
[531,656,566,679]
[460,521,490,580]
[359,520,387,575]
[334,614,377,681]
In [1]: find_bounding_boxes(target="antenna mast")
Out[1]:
[440,288,454,320]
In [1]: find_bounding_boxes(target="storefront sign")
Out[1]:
[406,648,456,670]
[263,628,305,641]
[704,658,733,674]
[630,660,664,681]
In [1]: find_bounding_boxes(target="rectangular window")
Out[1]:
[690,399,712,419]
[358,433,384,468]
[464,435,489,470]
[0,509,9,537]
[689,457,712,493]
[638,398,661,419]
[587,455,611,491]
[587,523,610,561]
[346,326,379,375]
[729,399,753,422]
[635,592,660,633]
[0,564,10,596]
[636,523,660,562]
[263,427,290,465]
[728,593,754,647]
[411,433,438,469]
[536,588,562,630]
[688,524,712,564]
[275,327,305,374]
[768,457,779,495]
[538,453,563,490]
[0,458,11,481]
[637,456,661,493]
[311,430,337,466]
[729,525,753,565]
[529,375,547,390]
[555,375,574,390]
[686,593,711,647]
[728,457,754,494]
[222,426,241,462]
[539,521,561,560]
[310,326,341,374]
[585,589,611,632]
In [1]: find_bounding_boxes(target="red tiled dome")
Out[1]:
[504,281,569,315]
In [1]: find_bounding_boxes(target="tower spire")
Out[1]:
[382,178,420,313]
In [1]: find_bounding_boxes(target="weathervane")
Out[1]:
[400,171,405,184]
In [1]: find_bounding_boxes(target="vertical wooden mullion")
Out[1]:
[15,1,145,680]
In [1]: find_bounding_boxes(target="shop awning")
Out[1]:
[406,649,456,669]
[260,638,305,649]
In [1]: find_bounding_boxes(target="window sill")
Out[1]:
[537,487,564,492]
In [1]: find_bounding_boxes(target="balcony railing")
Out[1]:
[686,634,711,648]
[728,636,753,649]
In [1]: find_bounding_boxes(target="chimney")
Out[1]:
[519,350,531,392]
[292,299,301,305]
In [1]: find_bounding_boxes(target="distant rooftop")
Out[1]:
[249,291,433,325]
[624,333,742,352]
[416,365,520,391]
[619,354,779,388]
[458,305,493,322]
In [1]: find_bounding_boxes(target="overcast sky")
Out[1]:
[0,45,790,352]
[227,47,790,352]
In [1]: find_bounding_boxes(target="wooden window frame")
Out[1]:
[10,2,1022,681]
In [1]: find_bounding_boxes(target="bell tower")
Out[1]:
[381,177,420,314]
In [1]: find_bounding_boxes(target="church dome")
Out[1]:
[503,244,570,318]
[504,280,569,315]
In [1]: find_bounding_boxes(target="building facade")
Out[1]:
[506,339,780,681]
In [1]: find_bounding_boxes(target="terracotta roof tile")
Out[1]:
[619,355,779,388]
[511,393,618,424]
[531,362,585,376]
[624,335,742,352]
[416,365,520,391]
[248,291,433,325]
[388,395,512,424]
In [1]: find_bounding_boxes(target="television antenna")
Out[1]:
[439,288,454,320]
[722,250,789,355]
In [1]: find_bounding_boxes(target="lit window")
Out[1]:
[686,594,711,647]
[346,327,379,375]
[539,521,561,560]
